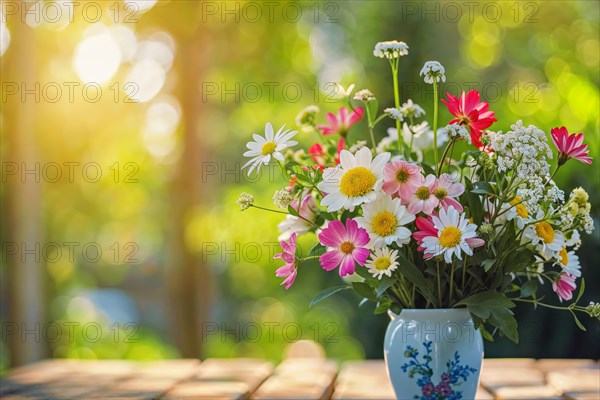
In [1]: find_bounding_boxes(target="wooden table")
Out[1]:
[1,358,598,399]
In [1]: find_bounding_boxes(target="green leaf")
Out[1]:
[309,285,351,308]
[367,99,379,124]
[309,243,325,257]
[481,259,495,272]
[374,299,392,315]
[396,254,435,304]
[287,205,299,217]
[575,278,586,303]
[375,276,396,297]
[471,181,496,196]
[352,282,377,301]
[456,291,518,343]
[520,280,538,297]
[570,310,587,332]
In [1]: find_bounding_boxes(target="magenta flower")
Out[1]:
[433,173,465,212]
[421,383,435,397]
[318,219,370,276]
[406,174,439,214]
[382,160,423,200]
[551,126,592,165]
[413,215,437,260]
[552,272,577,302]
[441,90,497,149]
[274,233,298,289]
[317,107,364,137]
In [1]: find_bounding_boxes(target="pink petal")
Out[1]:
[320,250,343,271]
[339,255,356,276]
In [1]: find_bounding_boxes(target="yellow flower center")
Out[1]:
[509,196,528,218]
[439,226,462,248]
[559,247,568,266]
[396,169,409,183]
[339,241,355,254]
[340,167,376,197]
[261,141,277,155]
[434,188,448,200]
[416,186,430,200]
[535,221,555,244]
[374,257,391,271]
[372,211,398,237]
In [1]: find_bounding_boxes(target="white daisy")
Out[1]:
[365,247,399,280]
[504,195,529,229]
[356,194,415,248]
[317,147,390,212]
[422,206,479,264]
[523,211,565,258]
[555,247,581,278]
[242,122,297,176]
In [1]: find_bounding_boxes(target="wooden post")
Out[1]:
[1,15,48,366]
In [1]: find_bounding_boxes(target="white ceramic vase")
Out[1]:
[384,308,483,400]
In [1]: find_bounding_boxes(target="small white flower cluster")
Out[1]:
[373,40,409,59]
[237,192,254,211]
[489,121,553,213]
[384,107,403,121]
[420,61,446,84]
[273,188,294,209]
[399,99,425,119]
[443,124,471,143]
[349,140,368,153]
[353,89,375,102]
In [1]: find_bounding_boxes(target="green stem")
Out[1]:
[447,141,456,173]
[437,139,455,175]
[408,115,415,157]
[436,262,442,308]
[250,205,320,229]
[449,260,455,306]
[276,160,290,180]
[512,298,575,311]
[432,80,439,166]
[364,103,377,149]
[390,59,402,154]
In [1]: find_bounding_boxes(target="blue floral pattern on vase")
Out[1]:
[400,341,477,400]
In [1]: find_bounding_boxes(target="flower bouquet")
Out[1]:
[238,40,598,399]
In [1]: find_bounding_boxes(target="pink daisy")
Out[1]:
[317,107,364,137]
[550,126,592,165]
[552,272,577,302]
[318,218,370,276]
[433,173,465,212]
[406,174,439,215]
[382,160,423,200]
[274,233,298,289]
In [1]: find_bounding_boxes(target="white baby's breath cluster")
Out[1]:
[236,192,254,211]
[489,121,553,213]
[443,124,471,143]
[399,99,425,119]
[420,61,446,84]
[273,188,294,209]
[353,89,375,102]
[349,140,368,153]
[373,40,409,59]
[384,107,403,121]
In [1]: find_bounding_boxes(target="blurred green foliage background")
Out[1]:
[1,0,598,372]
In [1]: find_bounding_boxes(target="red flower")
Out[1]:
[551,126,592,165]
[317,107,364,137]
[308,139,345,170]
[441,90,497,149]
